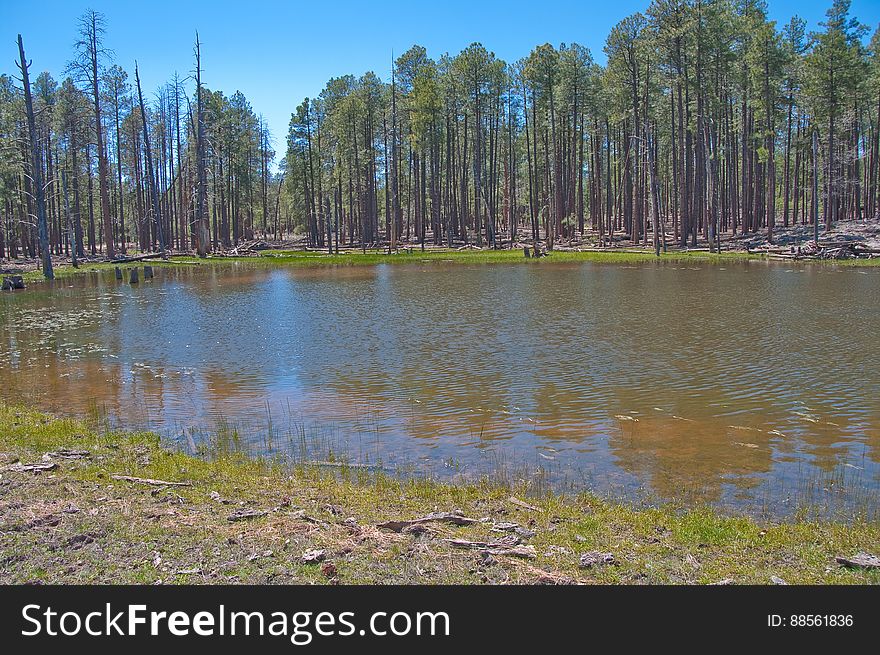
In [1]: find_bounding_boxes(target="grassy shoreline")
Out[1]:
[1,404,877,585]
[11,245,879,284]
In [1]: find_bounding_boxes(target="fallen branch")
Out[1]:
[445,536,518,549]
[484,545,536,559]
[508,496,539,512]
[518,563,578,584]
[7,462,57,473]
[444,539,536,559]
[491,521,536,539]
[110,252,165,264]
[378,511,478,532]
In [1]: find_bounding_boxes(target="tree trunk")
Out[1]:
[17,35,52,278]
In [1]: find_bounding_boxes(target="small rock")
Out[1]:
[209,491,233,504]
[579,551,616,568]
[158,493,186,505]
[247,550,274,562]
[227,509,267,522]
[545,545,572,557]
[320,562,338,579]
[836,553,880,570]
[63,532,101,550]
[402,523,430,536]
[24,514,62,529]
[770,576,788,585]
[301,549,327,564]
[478,551,496,567]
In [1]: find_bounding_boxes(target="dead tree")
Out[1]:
[61,171,78,268]
[72,11,115,258]
[17,35,53,279]
[135,63,167,258]
[194,34,209,257]
[812,129,819,246]
[646,122,661,257]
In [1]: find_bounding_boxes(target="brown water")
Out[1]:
[2,261,879,517]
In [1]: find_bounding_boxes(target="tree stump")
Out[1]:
[143,265,153,279]
[114,267,123,280]
[1,275,25,290]
[523,247,531,258]
[129,268,139,284]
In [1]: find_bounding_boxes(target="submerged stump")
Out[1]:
[114,267,123,280]
[1,275,25,290]
[129,268,139,284]
[143,265,154,280]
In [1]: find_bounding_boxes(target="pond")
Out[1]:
[2,260,879,518]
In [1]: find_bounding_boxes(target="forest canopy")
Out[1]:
[2,0,879,271]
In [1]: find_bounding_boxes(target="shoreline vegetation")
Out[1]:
[6,236,880,285]
[1,404,878,585]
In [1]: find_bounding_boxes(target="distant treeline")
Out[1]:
[2,0,879,267]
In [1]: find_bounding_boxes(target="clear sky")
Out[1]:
[3,0,879,162]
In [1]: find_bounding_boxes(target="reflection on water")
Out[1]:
[1,261,878,517]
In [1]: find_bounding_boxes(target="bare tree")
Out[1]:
[134,63,166,257]
[61,170,77,268]
[194,33,209,257]
[17,34,53,279]
[69,10,115,258]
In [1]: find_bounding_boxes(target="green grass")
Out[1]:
[13,244,879,285]
[257,247,763,267]
[13,247,770,283]
[1,403,878,585]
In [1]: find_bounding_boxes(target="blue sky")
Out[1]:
[3,0,879,160]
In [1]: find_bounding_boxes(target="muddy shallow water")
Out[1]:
[2,260,878,517]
